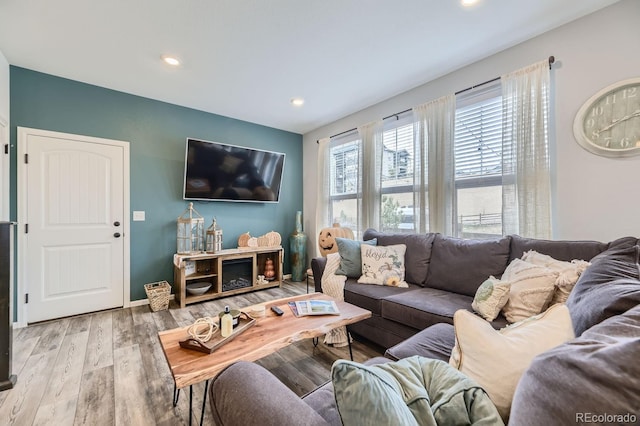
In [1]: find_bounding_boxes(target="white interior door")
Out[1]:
[19,128,129,323]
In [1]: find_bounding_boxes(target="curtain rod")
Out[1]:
[317,55,555,143]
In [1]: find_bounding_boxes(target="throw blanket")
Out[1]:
[321,252,349,347]
[332,356,504,426]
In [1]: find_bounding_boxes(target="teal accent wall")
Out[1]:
[10,66,303,301]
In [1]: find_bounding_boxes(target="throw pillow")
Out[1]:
[332,359,419,426]
[357,244,408,287]
[500,259,558,323]
[449,304,575,422]
[471,276,511,321]
[332,356,504,426]
[335,238,377,278]
[362,229,437,285]
[522,250,590,304]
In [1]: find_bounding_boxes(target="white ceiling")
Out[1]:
[0,0,620,135]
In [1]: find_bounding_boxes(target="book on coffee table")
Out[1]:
[289,299,340,317]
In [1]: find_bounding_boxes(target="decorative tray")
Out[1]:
[179,312,256,354]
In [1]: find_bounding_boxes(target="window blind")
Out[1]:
[455,94,503,180]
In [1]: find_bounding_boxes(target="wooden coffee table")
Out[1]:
[158,292,371,425]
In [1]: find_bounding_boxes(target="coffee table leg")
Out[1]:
[348,333,354,361]
[189,385,193,426]
[173,383,180,406]
[312,337,319,347]
[200,380,209,425]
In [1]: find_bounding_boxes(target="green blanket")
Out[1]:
[332,356,504,426]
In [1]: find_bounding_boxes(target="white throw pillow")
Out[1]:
[357,244,408,287]
[521,250,590,304]
[501,259,557,323]
[471,276,511,321]
[449,304,575,422]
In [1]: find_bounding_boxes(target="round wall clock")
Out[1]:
[573,77,640,158]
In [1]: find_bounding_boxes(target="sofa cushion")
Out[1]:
[348,315,417,349]
[426,235,511,297]
[449,304,575,422]
[385,323,455,362]
[381,287,509,331]
[509,234,608,263]
[381,287,474,330]
[363,229,436,286]
[335,237,377,278]
[566,244,640,336]
[343,281,420,316]
[357,244,408,287]
[509,304,640,426]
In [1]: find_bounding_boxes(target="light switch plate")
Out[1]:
[133,211,145,221]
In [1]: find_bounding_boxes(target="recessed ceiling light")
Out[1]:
[461,0,479,6]
[161,55,181,66]
[290,98,305,107]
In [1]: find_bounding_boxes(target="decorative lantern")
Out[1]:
[206,217,223,253]
[177,202,205,254]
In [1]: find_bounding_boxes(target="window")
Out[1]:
[328,132,360,230]
[380,114,414,233]
[323,63,550,240]
[454,83,503,238]
[327,114,416,234]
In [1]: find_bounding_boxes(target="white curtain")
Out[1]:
[501,59,551,239]
[412,94,456,235]
[315,137,331,257]
[357,121,383,233]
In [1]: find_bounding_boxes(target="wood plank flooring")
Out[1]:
[2,281,383,425]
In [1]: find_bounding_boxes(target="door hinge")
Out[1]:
[24,153,29,164]
[3,144,7,154]
[25,293,29,304]
[25,223,28,233]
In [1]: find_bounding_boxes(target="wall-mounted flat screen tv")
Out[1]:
[183,138,285,203]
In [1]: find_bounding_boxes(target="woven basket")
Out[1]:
[144,280,171,312]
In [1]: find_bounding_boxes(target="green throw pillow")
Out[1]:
[331,356,504,426]
[335,238,377,278]
[332,360,419,426]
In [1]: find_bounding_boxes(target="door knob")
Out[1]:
[114,232,121,238]
[114,221,120,226]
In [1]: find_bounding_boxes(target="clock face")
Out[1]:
[573,77,640,157]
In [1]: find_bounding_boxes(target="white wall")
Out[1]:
[303,0,640,249]
[0,50,9,221]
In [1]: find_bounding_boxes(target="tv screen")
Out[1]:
[183,138,285,203]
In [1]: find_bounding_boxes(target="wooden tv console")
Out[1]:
[173,247,283,308]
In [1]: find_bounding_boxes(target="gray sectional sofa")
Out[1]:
[311,229,616,349]
[210,231,640,425]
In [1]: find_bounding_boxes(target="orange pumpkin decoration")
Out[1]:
[238,232,251,247]
[317,223,354,256]
[257,231,282,247]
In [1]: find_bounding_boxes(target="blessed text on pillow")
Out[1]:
[358,244,408,287]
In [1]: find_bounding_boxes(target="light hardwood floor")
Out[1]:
[1,281,383,425]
